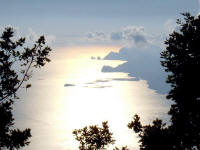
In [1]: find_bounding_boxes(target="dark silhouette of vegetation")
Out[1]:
[128,115,172,150]
[128,12,200,150]
[113,146,129,150]
[161,12,200,150]
[73,121,129,150]
[73,121,115,150]
[0,27,52,149]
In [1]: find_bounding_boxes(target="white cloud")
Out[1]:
[0,26,56,46]
[86,31,108,42]
[28,28,37,41]
[121,26,147,46]
[164,19,177,33]
[110,32,123,40]
[27,28,56,44]
[85,26,149,47]
[45,35,56,44]
[83,23,182,48]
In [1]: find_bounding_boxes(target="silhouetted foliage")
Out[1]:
[73,121,115,150]
[128,115,172,150]
[0,27,52,149]
[128,13,200,150]
[161,12,200,149]
[127,115,142,133]
[113,146,129,150]
[0,27,51,102]
[0,101,31,149]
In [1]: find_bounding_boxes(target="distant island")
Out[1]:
[101,45,170,94]
[90,56,101,60]
[64,83,75,87]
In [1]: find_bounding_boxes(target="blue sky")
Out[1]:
[0,0,199,47]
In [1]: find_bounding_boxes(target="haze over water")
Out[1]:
[0,1,199,150]
[14,47,170,150]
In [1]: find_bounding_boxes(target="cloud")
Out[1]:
[79,21,179,48]
[110,32,123,40]
[110,26,148,46]
[0,26,56,46]
[0,25,19,31]
[85,26,149,47]
[164,19,177,33]
[27,28,56,44]
[86,31,108,42]
[45,35,56,44]
[102,45,170,94]
[122,26,147,45]
[28,28,37,41]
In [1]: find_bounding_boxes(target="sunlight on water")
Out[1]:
[14,46,170,150]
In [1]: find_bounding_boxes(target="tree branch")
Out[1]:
[0,56,34,103]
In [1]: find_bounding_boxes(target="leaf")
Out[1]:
[26,84,32,89]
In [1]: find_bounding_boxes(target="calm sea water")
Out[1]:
[13,48,171,150]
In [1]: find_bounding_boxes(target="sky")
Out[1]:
[0,0,199,48]
[1,1,199,149]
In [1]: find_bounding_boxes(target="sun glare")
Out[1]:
[15,46,169,150]
[52,46,121,60]
[34,46,164,150]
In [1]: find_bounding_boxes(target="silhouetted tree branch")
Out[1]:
[0,27,51,102]
[0,27,52,149]
[73,121,115,150]
[128,12,200,150]
[128,115,172,150]
[113,146,129,150]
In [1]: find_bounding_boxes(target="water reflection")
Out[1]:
[14,47,170,150]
